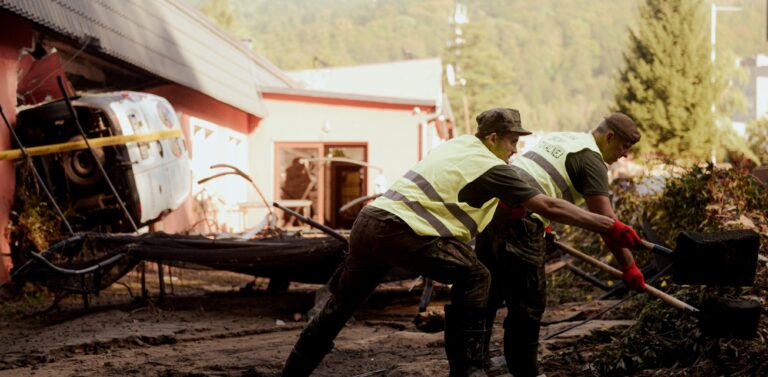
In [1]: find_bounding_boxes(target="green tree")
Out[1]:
[613,0,718,162]
[200,0,247,38]
[444,20,516,134]
[190,0,764,137]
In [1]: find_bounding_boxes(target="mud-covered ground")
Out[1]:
[0,267,632,377]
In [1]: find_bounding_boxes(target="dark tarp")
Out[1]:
[12,232,347,294]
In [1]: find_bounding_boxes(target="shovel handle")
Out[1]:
[641,240,674,256]
[555,241,699,314]
[272,202,349,247]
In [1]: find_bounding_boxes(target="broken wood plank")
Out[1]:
[545,259,570,274]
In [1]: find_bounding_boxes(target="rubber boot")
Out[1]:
[481,308,497,370]
[281,340,334,377]
[444,305,463,375]
[444,305,488,377]
[503,322,540,377]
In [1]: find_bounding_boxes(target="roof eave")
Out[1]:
[261,86,436,108]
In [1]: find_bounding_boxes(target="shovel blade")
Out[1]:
[673,230,759,286]
[699,298,761,339]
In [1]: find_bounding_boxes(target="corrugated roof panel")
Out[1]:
[0,0,297,117]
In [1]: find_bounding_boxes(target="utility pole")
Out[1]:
[711,4,742,65]
[460,79,470,135]
[446,2,471,134]
[710,3,742,164]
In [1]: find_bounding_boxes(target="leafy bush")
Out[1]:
[546,164,768,376]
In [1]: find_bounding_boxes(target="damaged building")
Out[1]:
[0,0,453,284]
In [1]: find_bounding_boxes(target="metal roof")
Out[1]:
[288,58,444,103]
[285,58,454,123]
[0,0,297,117]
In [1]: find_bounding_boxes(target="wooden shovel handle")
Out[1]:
[555,241,699,314]
[641,240,674,256]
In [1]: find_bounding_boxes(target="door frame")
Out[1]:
[323,143,368,227]
[274,142,325,223]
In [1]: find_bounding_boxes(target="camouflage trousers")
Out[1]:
[475,214,546,377]
[476,214,547,322]
[290,207,490,369]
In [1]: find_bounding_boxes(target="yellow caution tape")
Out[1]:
[0,129,183,161]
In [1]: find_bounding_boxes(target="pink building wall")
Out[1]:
[0,13,33,284]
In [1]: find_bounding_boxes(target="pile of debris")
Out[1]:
[543,164,768,376]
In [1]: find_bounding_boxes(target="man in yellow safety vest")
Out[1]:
[475,113,644,377]
[281,109,644,377]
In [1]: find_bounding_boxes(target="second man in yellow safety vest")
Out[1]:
[281,108,645,377]
[475,112,644,377]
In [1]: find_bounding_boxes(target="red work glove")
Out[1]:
[622,262,645,291]
[605,219,643,250]
[498,202,526,219]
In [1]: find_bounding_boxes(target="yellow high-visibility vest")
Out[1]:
[371,135,505,242]
[511,132,603,225]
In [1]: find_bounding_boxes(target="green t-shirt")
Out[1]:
[565,149,610,197]
[366,164,539,222]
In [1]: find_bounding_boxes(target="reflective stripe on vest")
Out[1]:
[370,135,504,242]
[396,170,479,236]
[523,151,574,203]
[511,132,603,224]
[383,189,453,237]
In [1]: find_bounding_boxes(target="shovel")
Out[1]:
[641,229,760,287]
[556,241,761,339]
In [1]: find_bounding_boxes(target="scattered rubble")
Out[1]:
[1,164,765,376]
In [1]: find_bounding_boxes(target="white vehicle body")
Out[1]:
[89,92,191,223]
[15,91,191,230]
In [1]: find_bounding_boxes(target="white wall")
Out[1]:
[245,98,423,225]
[757,76,768,119]
[189,116,248,232]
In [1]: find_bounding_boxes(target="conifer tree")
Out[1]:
[613,0,718,161]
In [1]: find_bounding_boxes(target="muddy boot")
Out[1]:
[281,338,334,377]
[481,308,497,370]
[444,305,488,377]
[503,322,540,377]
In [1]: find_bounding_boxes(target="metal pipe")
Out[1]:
[273,201,349,247]
[26,250,127,275]
[567,264,610,291]
[200,163,276,227]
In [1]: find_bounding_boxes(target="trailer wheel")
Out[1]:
[62,136,106,186]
